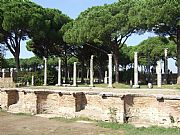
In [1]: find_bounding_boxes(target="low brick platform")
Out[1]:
[0,87,180,127]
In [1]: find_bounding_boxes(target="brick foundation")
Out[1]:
[0,88,180,127]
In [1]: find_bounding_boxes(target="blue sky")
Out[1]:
[6,0,152,58]
[5,0,177,72]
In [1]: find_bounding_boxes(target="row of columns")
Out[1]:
[43,54,113,88]
[1,52,164,88]
[1,68,13,83]
[134,52,162,88]
[1,68,35,86]
[43,52,163,88]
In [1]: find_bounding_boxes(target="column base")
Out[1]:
[89,85,94,87]
[72,84,77,87]
[133,85,140,88]
[56,84,62,86]
[43,84,47,86]
[108,84,113,88]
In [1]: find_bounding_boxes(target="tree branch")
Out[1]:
[85,42,109,54]
[5,40,15,56]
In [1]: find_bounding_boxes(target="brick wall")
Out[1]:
[0,89,180,128]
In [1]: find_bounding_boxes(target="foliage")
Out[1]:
[16,66,58,86]
[133,0,180,83]
[0,0,44,70]
[28,56,42,71]
[119,44,131,67]
[47,57,58,68]
[120,69,134,83]
[129,36,176,66]
[67,56,79,65]
[63,0,141,83]
[169,115,175,123]
[27,8,72,58]
[108,107,118,123]
[3,58,16,68]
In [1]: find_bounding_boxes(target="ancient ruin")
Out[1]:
[0,88,180,128]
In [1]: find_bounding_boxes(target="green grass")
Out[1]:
[98,122,180,135]
[50,116,93,123]
[13,112,32,116]
[78,83,131,89]
[0,108,6,112]
[23,83,180,91]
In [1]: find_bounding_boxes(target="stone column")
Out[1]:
[108,54,113,88]
[104,71,108,84]
[164,48,168,84]
[68,70,70,80]
[31,75,34,86]
[56,58,62,86]
[89,55,94,87]
[156,60,162,88]
[43,57,47,86]
[2,69,5,87]
[10,68,13,83]
[2,69,5,79]
[73,62,77,86]
[27,81,29,87]
[133,52,139,88]
[87,69,89,79]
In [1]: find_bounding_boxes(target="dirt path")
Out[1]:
[0,112,123,135]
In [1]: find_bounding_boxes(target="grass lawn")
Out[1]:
[20,81,180,90]
[98,122,180,135]
[49,117,180,135]
[80,83,180,89]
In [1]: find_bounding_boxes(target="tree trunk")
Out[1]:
[177,26,180,84]
[97,66,103,83]
[14,53,20,72]
[81,60,85,83]
[64,56,68,83]
[112,44,120,83]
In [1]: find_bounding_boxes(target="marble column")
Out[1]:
[10,68,13,82]
[73,62,77,86]
[43,57,47,86]
[89,55,94,87]
[164,48,168,84]
[108,54,113,88]
[26,81,29,87]
[156,60,162,88]
[31,75,34,86]
[104,71,108,84]
[2,69,5,79]
[133,52,139,88]
[57,58,62,86]
[87,69,89,79]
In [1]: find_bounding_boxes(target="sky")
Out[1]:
[5,0,177,73]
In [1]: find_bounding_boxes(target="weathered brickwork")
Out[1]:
[0,78,15,88]
[0,91,8,109]
[124,95,159,125]
[7,91,37,114]
[0,88,180,128]
[78,95,124,123]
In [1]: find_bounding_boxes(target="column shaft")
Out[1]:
[43,57,47,86]
[89,55,94,87]
[108,54,113,88]
[73,62,77,86]
[157,60,162,88]
[57,58,62,86]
